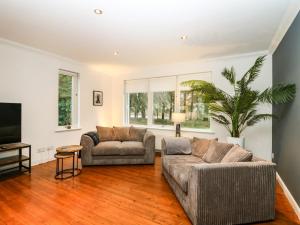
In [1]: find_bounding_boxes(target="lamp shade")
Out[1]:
[172,113,186,124]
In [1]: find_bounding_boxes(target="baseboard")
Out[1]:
[276,172,300,220]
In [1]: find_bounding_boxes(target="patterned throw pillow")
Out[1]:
[192,137,218,158]
[221,145,253,163]
[203,140,234,163]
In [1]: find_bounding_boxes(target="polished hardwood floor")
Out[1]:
[0,156,299,225]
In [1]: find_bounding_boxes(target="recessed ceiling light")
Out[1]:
[94,9,103,15]
[114,51,119,56]
[180,35,188,40]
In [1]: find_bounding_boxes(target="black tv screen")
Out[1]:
[0,103,21,145]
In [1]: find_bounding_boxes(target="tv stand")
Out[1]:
[0,143,31,176]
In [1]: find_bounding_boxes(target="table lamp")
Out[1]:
[172,113,186,137]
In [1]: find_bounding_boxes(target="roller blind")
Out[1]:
[149,76,176,92]
[178,72,212,91]
[125,79,149,93]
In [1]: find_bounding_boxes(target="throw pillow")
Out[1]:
[192,137,218,158]
[113,127,130,141]
[221,145,253,163]
[96,126,115,142]
[129,126,147,142]
[203,140,234,163]
[164,137,192,155]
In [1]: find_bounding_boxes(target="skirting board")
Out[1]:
[276,172,300,220]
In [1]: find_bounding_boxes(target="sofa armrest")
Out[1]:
[80,134,95,166]
[143,131,155,164]
[189,162,276,224]
[161,138,167,157]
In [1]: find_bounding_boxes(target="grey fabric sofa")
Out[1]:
[161,138,276,225]
[80,126,155,166]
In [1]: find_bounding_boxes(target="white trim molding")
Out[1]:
[276,172,300,220]
[269,0,300,54]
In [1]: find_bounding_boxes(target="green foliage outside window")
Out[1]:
[129,93,148,125]
[58,74,72,126]
[180,90,210,129]
[153,91,175,125]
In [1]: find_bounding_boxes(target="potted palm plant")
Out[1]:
[182,56,296,147]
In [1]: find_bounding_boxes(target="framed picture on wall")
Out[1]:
[93,91,103,106]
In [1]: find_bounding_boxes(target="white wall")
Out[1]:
[112,52,273,160]
[0,40,112,165]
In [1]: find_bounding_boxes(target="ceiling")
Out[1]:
[0,0,294,67]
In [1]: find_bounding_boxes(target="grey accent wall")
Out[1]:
[273,12,300,205]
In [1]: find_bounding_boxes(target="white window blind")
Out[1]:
[149,76,176,92]
[125,79,149,93]
[178,72,211,91]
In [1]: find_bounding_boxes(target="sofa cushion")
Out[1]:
[96,126,115,142]
[92,141,145,156]
[92,141,122,156]
[164,137,192,155]
[203,140,233,163]
[162,155,205,173]
[114,127,130,141]
[119,141,145,155]
[129,126,147,142]
[192,137,218,158]
[221,145,253,163]
[168,164,191,193]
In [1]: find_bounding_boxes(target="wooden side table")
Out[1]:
[55,145,82,180]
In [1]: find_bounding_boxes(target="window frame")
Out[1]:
[57,69,80,131]
[124,72,212,131]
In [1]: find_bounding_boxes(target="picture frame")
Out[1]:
[93,91,103,106]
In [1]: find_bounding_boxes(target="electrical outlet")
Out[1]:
[47,146,55,151]
[272,152,275,160]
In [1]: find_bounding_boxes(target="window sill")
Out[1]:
[128,124,215,134]
[55,127,82,133]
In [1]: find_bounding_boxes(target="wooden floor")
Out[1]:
[0,156,299,225]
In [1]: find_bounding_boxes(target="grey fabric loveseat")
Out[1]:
[161,137,276,225]
[80,126,155,166]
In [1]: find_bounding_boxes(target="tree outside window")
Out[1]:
[129,93,148,125]
[153,91,175,125]
[58,74,72,126]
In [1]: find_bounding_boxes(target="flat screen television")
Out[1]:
[0,103,21,145]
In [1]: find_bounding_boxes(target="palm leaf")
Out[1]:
[259,84,296,104]
[236,56,265,93]
[210,113,230,125]
[221,67,236,85]
[246,114,275,127]
[181,80,228,102]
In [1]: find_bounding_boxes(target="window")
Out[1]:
[153,91,175,125]
[124,72,211,130]
[129,92,148,125]
[58,69,79,128]
[180,90,210,129]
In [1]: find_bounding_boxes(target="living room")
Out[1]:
[0,0,299,225]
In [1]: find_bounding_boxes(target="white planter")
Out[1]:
[226,136,245,148]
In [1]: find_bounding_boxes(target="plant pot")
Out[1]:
[226,136,245,148]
